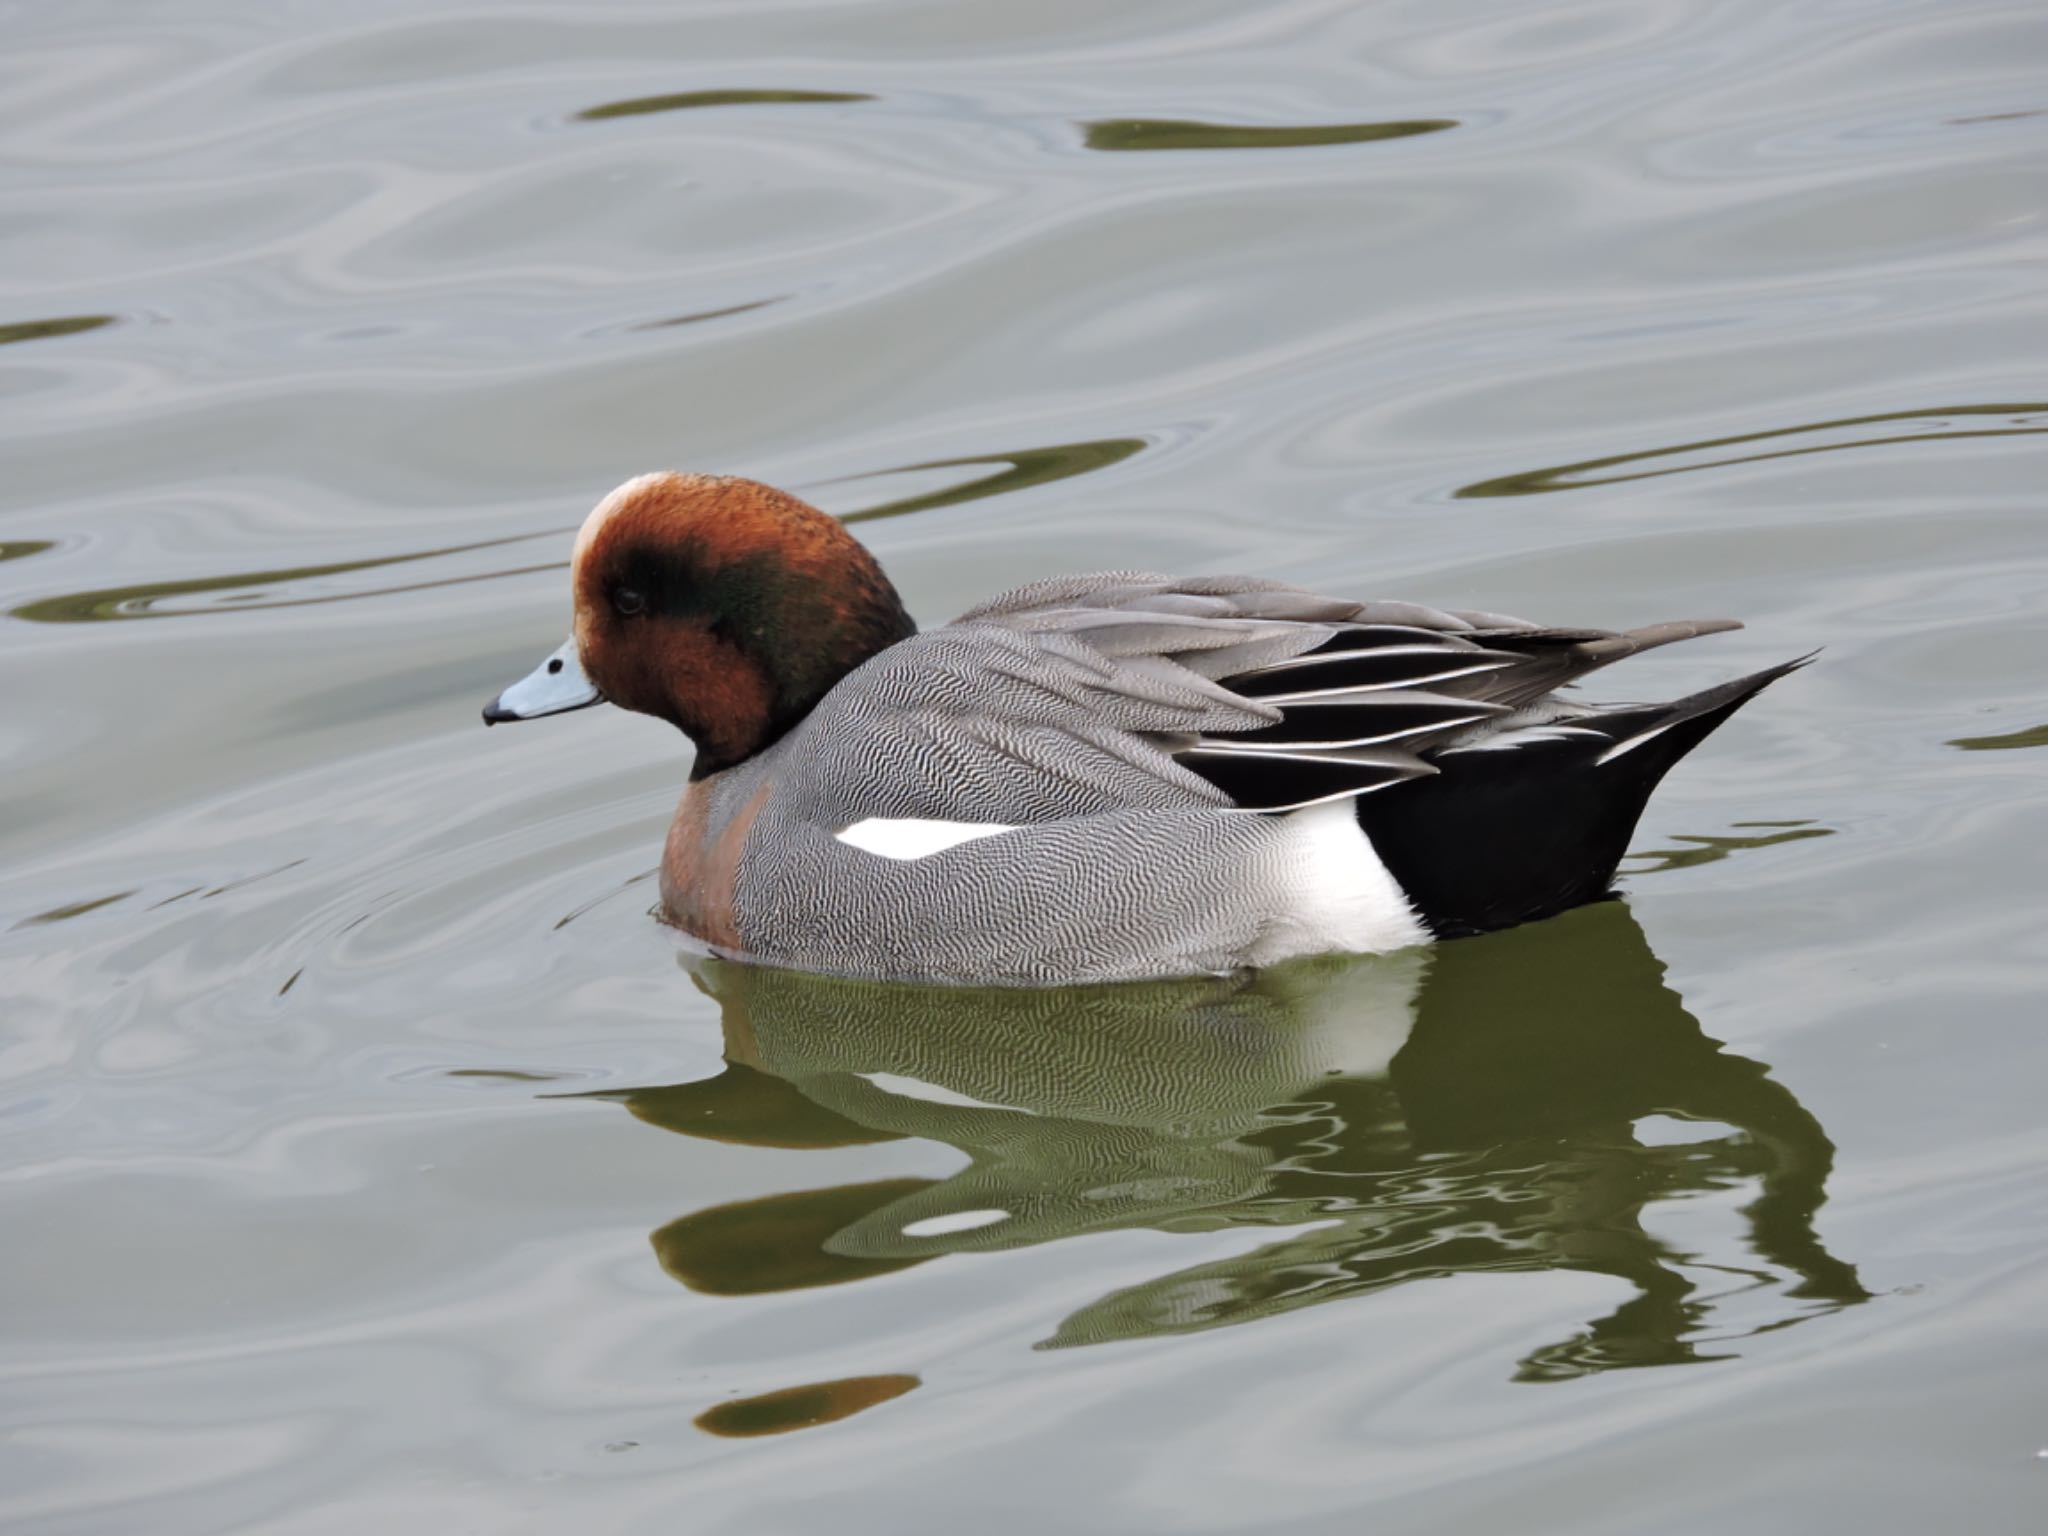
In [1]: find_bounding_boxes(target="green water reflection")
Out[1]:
[10,437,1145,622]
[8,528,567,624]
[1456,403,2048,498]
[1083,118,1456,152]
[1624,820,1834,875]
[629,298,783,330]
[837,437,1148,522]
[1948,722,2048,751]
[598,902,1867,1380]
[577,89,873,122]
[694,1373,920,1437]
[0,314,115,346]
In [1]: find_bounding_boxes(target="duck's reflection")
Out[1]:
[597,902,1866,1378]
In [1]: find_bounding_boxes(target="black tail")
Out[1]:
[1355,656,1812,939]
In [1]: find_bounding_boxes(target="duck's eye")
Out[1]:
[613,586,646,617]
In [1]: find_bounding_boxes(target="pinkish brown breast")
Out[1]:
[660,778,771,952]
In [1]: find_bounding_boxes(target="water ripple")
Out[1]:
[9,529,569,623]
[1081,117,1457,151]
[576,89,875,122]
[0,315,116,346]
[1456,403,2048,497]
[8,437,1151,623]
[694,1373,920,1438]
[6,0,2048,1526]
[622,297,784,332]
[1623,820,1836,876]
[835,437,1149,522]
[1949,722,2048,751]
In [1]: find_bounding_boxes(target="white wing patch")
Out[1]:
[835,816,1019,860]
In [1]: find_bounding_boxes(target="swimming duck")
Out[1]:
[485,472,1804,984]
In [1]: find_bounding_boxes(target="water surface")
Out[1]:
[5,1,2047,1531]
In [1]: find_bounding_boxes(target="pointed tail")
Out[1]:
[1356,655,1813,938]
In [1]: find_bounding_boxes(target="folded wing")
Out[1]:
[796,572,1747,823]
[954,572,1741,812]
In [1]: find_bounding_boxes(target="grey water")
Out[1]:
[4,1,2046,1531]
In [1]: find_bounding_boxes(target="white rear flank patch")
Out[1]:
[836,816,1018,860]
[1250,800,1428,965]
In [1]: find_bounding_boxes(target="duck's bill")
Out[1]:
[483,638,604,725]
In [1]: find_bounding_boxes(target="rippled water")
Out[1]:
[5,1,2047,1531]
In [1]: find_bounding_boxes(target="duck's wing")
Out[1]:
[786,613,1276,825]
[954,573,1743,813]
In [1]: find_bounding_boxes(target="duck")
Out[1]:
[484,472,1806,984]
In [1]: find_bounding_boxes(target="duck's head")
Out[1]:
[484,472,916,775]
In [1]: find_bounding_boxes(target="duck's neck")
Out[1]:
[675,591,917,778]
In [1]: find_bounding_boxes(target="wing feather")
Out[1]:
[796,573,1745,822]
[1173,747,1434,810]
